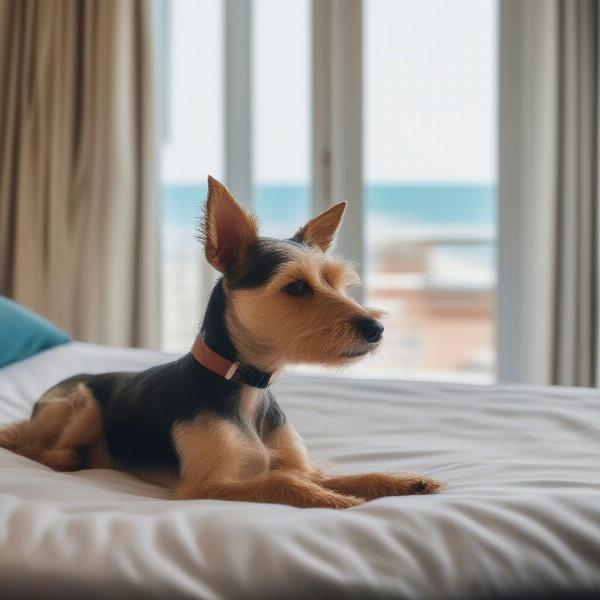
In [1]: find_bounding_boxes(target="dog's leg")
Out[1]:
[173,417,362,508]
[50,385,102,450]
[266,423,321,476]
[318,472,443,499]
[4,384,102,471]
[38,387,103,471]
[183,472,364,509]
[264,423,441,499]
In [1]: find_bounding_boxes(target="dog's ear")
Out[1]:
[293,202,346,252]
[202,176,258,273]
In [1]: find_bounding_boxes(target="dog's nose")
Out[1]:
[357,318,384,343]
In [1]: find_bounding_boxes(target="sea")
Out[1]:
[161,183,496,281]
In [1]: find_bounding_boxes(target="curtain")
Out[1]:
[498,0,599,386]
[0,0,160,348]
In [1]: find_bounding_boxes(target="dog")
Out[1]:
[0,176,442,508]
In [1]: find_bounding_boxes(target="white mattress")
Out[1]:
[0,342,599,599]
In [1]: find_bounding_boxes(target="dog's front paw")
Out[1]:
[410,475,444,495]
[361,472,444,498]
[320,472,444,500]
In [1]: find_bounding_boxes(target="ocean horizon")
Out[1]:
[162,182,495,231]
[161,183,496,280]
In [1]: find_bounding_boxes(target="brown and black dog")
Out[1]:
[0,177,442,508]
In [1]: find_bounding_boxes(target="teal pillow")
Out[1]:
[0,296,71,368]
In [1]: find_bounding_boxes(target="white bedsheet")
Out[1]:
[0,342,599,599]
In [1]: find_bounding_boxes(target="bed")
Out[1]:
[0,342,599,599]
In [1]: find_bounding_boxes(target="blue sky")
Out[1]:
[162,0,497,185]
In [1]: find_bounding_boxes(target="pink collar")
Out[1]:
[190,337,272,388]
[191,337,240,380]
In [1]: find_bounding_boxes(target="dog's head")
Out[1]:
[201,176,384,371]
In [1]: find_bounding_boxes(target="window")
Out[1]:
[362,0,497,380]
[158,0,498,382]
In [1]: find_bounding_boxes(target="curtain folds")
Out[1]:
[0,0,160,348]
[498,0,599,386]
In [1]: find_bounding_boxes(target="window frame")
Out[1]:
[223,0,365,300]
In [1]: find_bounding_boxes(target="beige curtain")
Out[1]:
[498,0,599,386]
[0,0,160,348]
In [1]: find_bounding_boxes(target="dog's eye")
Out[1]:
[283,280,311,296]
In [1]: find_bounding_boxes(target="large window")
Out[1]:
[158,0,497,382]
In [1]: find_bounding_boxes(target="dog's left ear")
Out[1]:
[293,202,346,252]
[202,176,258,273]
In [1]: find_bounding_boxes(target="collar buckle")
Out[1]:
[224,361,240,380]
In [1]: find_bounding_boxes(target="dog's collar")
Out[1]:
[190,337,272,389]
